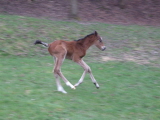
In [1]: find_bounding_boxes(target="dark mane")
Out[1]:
[74,32,95,41]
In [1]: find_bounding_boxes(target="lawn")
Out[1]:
[0,56,160,120]
[0,14,160,120]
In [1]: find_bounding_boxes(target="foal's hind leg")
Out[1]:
[53,57,67,93]
[75,60,100,88]
[53,51,75,90]
[54,73,67,94]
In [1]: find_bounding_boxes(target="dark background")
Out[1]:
[0,0,159,26]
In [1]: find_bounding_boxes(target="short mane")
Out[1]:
[74,32,95,41]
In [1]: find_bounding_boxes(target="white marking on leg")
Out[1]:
[56,79,67,93]
[89,73,100,88]
[74,71,86,87]
[66,81,76,89]
[74,60,88,87]
[76,60,100,88]
[53,57,67,93]
[54,54,75,90]
[84,63,100,88]
[54,73,67,94]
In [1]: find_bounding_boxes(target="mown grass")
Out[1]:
[0,14,160,120]
[0,56,160,120]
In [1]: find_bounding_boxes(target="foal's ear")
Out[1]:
[94,31,98,36]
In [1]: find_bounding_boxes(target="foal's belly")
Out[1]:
[66,52,73,60]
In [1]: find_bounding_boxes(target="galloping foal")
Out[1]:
[34,31,106,93]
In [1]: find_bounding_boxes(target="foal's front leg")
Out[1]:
[75,60,100,88]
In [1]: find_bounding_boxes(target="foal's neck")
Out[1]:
[77,36,95,50]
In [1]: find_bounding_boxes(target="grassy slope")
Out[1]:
[0,14,160,120]
[0,14,160,65]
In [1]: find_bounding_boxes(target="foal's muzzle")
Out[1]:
[101,46,106,51]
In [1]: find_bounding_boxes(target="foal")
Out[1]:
[34,31,106,93]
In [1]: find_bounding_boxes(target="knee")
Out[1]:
[85,67,91,73]
[53,69,60,74]
[88,67,91,73]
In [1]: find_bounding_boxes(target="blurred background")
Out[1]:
[0,0,160,26]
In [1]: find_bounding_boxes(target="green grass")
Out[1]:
[0,56,160,120]
[0,14,160,65]
[0,14,160,119]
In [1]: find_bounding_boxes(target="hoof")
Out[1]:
[61,91,67,94]
[66,82,76,89]
[54,90,67,94]
[94,83,100,89]
[72,86,76,90]
[96,86,100,89]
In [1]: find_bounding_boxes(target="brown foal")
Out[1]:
[34,31,106,93]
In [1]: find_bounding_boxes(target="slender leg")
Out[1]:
[54,73,67,94]
[54,55,76,90]
[53,57,67,93]
[74,71,86,87]
[83,61,100,88]
[75,60,100,88]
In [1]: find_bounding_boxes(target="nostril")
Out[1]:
[101,46,106,51]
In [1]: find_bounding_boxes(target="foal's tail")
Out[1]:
[34,40,49,47]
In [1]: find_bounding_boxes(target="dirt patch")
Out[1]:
[102,56,116,62]
[123,54,151,64]
[101,54,159,66]
[0,0,160,26]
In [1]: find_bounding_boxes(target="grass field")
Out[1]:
[0,57,160,120]
[0,14,160,65]
[0,14,160,120]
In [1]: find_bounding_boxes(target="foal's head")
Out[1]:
[93,31,106,51]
